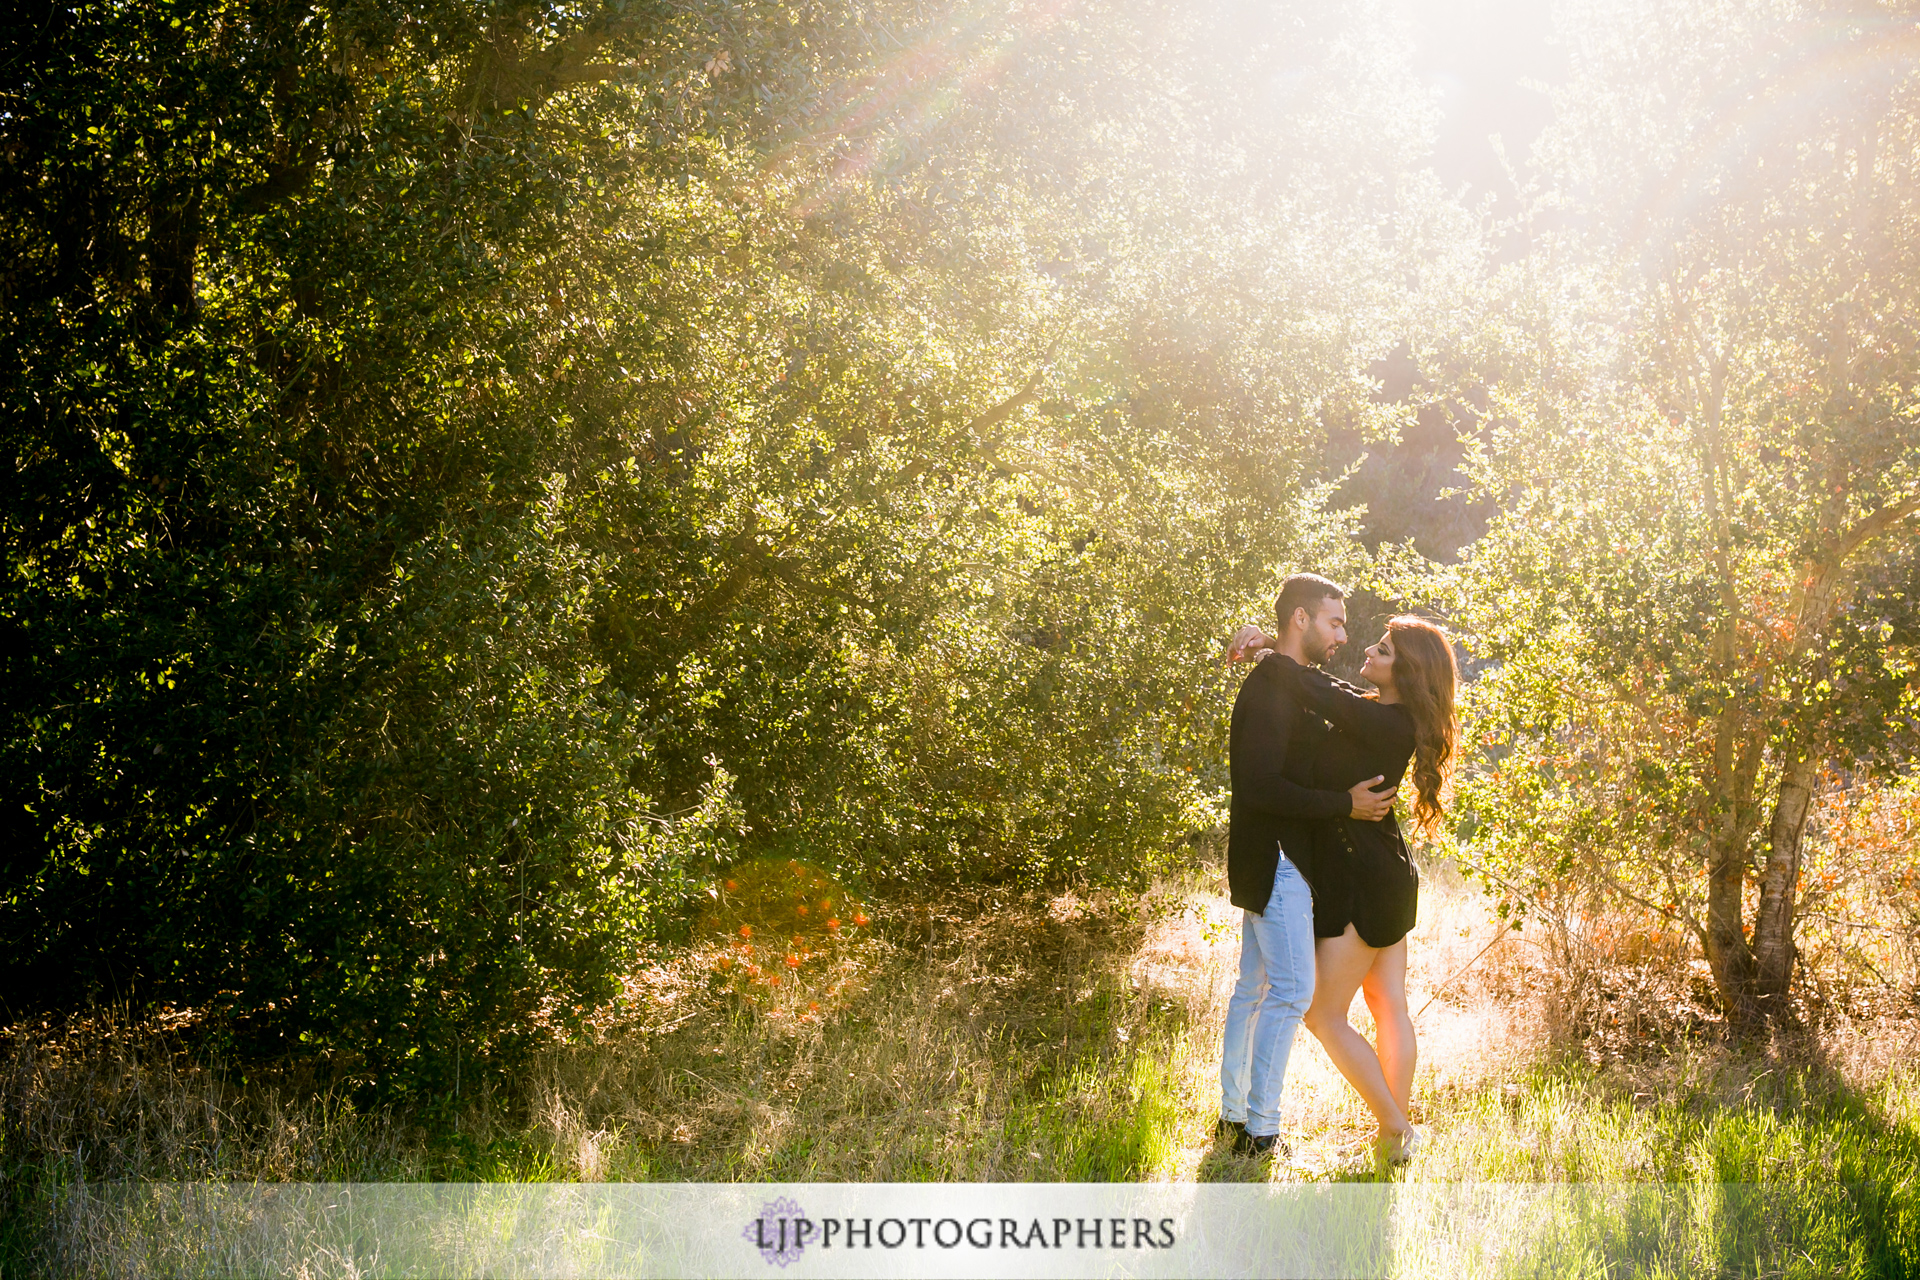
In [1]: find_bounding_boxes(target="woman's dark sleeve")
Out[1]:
[1289,662,1415,744]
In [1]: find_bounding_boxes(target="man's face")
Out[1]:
[1298,598,1347,665]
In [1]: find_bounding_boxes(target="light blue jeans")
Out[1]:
[1219,851,1316,1137]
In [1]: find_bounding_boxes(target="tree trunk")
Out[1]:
[1687,357,1767,1035]
[1704,827,1759,1034]
[1703,712,1765,1036]
[1753,749,1820,1016]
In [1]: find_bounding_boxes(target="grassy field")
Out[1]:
[5,858,1920,1275]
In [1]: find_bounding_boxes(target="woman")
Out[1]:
[1233,616,1459,1163]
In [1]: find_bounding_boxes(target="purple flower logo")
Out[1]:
[743,1196,807,1267]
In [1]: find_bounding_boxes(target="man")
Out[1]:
[1218,573,1395,1158]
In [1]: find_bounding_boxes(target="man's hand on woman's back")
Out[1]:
[1349,776,1396,821]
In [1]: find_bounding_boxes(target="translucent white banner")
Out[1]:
[34,1181,1853,1278]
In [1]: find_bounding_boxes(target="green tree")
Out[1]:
[3,0,1443,1088]
[0,0,853,1088]
[1439,0,1920,1031]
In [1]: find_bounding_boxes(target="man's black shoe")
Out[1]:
[1235,1129,1290,1159]
[1214,1117,1247,1147]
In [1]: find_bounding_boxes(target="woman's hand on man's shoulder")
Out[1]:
[1225,624,1276,663]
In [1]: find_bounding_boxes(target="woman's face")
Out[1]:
[1359,630,1397,690]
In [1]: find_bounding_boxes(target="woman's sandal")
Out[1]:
[1378,1125,1422,1166]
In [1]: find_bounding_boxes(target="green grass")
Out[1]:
[1382,1060,1920,1276]
[429,1130,563,1182]
[1418,1059,1920,1183]
[6,880,1920,1276]
[999,1031,1189,1182]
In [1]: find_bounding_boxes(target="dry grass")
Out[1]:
[512,880,1211,1182]
[505,857,1561,1185]
[0,1011,425,1186]
[6,852,1919,1199]
[0,859,1530,1195]
[1,877,1220,1191]
[10,855,1920,1274]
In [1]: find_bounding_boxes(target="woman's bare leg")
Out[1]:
[1360,938,1415,1117]
[1303,926,1412,1144]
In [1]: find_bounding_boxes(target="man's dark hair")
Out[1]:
[1274,573,1346,632]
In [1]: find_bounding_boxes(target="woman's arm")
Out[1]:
[1234,657,1398,821]
[1225,623,1273,663]
[1285,660,1415,743]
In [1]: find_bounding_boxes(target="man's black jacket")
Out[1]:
[1227,653,1351,914]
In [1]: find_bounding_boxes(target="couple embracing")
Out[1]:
[1216,573,1459,1166]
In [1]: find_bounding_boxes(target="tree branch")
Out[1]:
[888,371,1045,486]
[1837,495,1920,564]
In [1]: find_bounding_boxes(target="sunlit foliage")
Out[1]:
[1436,0,1920,1031]
[1,0,1440,1089]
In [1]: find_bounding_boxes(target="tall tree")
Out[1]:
[1439,0,1920,1032]
[3,0,1442,1087]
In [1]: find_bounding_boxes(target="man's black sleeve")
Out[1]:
[1233,659,1352,820]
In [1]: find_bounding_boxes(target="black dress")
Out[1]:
[1286,661,1420,948]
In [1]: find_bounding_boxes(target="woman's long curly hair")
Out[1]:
[1384,616,1459,838]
